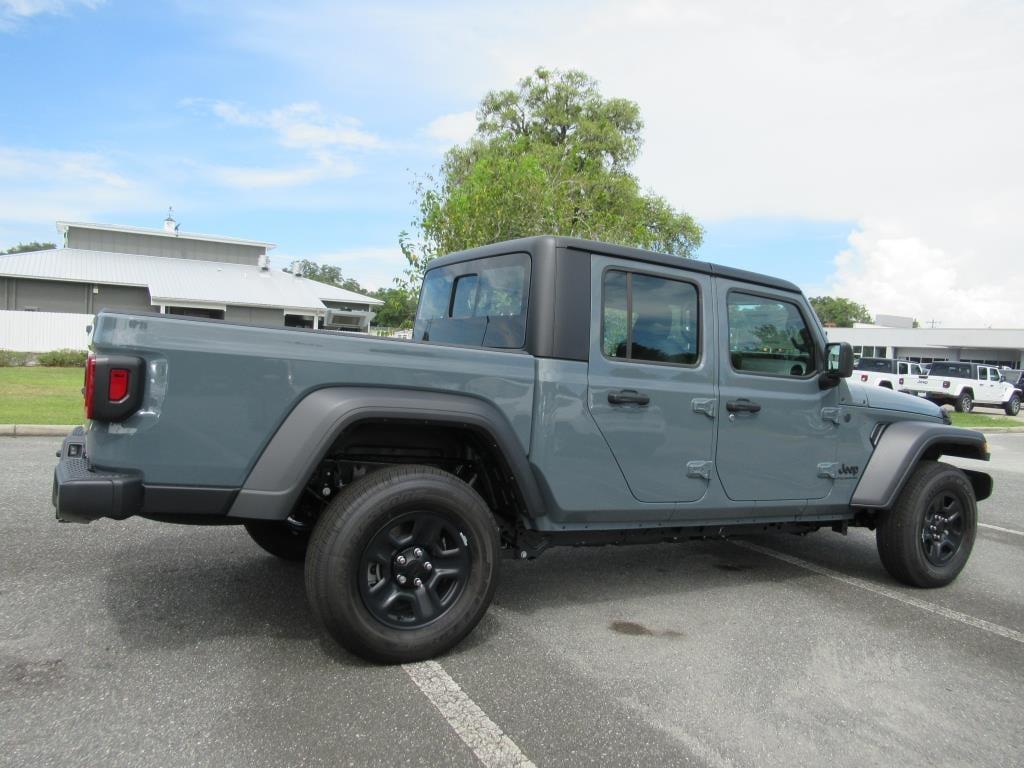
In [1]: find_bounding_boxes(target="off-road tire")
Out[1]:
[954,391,974,413]
[244,521,310,561]
[1005,394,1021,417]
[876,460,976,588]
[305,464,500,664]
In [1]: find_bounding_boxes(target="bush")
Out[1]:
[0,349,30,367]
[36,348,88,367]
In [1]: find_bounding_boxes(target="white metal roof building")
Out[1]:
[825,325,1024,368]
[0,218,382,351]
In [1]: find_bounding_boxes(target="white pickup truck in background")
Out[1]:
[904,361,1022,415]
[853,357,925,390]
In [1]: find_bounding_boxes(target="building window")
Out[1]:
[167,306,224,319]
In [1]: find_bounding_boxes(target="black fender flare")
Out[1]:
[851,421,991,509]
[226,387,544,521]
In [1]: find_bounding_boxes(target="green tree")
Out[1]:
[370,287,417,328]
[399,66,702,288]
[808,296,872,327]
[286,259,366,294]
[1,241,55,254]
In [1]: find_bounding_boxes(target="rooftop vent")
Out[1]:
[163,206,180,235]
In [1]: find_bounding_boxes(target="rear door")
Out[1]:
[587,256,716,503]
[714,282,839,501]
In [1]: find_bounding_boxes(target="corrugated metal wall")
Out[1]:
[0,310,93,352]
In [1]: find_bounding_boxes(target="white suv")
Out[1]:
[853,357,924,390]
[905,362,1022,415]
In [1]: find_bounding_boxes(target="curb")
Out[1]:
[975,427,1024,434]
[0,424,78,437]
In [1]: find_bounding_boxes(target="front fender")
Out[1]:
[226,387,544,521]
[852,421,991,509]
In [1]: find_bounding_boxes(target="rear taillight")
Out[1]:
[899,377,904,385]
[84,354,96,419]
[860,374,868,381]
[84,355,144,421]
[108,369,130,402]
[943,380,950,388]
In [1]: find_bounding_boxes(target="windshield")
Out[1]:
[414,252,531,349]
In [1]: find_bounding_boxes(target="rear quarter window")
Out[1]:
[413,252,531,349]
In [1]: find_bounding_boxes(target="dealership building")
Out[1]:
[826,315,1024,369]
[0,217,382,351]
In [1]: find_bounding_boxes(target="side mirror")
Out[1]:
[820,342,854,389]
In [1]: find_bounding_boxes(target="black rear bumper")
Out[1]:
[52,429,142,523]
[52,428,238,524]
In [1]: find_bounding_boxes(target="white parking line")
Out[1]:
[979,522,1024,537]
[403,660,536,768]
[733,540,1024,645]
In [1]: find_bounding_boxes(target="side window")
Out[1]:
[450,274,479,318]
[979,368,989,381]
[601,270,699,365]
[727,292,815,377]
[898,362,908,375]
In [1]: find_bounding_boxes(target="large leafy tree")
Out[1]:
[400,67,702,287]
[809,296,872,327]
[286,259,366,294]
[1,241,55,254]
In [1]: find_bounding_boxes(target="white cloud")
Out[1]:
[191,99,385,189]
[0,147,160,243]
[221,0,1024,326]
[821,226,1018,328]
[0,0,101,29]
[424,110,477,146]
[209,101,385,150]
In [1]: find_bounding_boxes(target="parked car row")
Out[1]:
[854,357,1022,415]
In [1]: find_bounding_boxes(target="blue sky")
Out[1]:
[1,1,1020,326]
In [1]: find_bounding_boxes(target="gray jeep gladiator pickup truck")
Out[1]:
[53,236,993,663]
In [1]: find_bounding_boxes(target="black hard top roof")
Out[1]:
[426,235,802,294]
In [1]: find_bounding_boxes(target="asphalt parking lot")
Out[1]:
[2,436,1022,768]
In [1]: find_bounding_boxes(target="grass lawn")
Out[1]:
[948,411,1021,429]
[0,367,85,425]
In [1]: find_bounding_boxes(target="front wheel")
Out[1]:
[305,465,500,664]
[955,392,973,413]
[1005,394,1021,416]
[876,460,977,588]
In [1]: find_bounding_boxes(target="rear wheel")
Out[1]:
[244,520,310,561]
[876,460,976,587]
[954,391,973,413]
[305,464,500,663]
[1005,394,1021,416]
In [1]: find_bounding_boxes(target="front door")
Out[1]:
[714,282,839,501]
[587,256,716,503]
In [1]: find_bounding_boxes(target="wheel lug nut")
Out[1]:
[413,577,423,588]
[424,562,433,572]
[413,548,423,558]
[397,574,407,585]
[396,555,406,566]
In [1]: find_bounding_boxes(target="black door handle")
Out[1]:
[608,389,650,406]
[726,398,761,413]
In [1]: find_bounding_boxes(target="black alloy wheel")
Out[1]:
[305,464,500,663]
[358,511,472,629]
[919,490,966,566]
[877,460,977,588]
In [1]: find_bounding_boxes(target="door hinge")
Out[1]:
[821,407,841,424]
[691,398,716,418]
[686,460,713,480]
[817,462,839,479]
